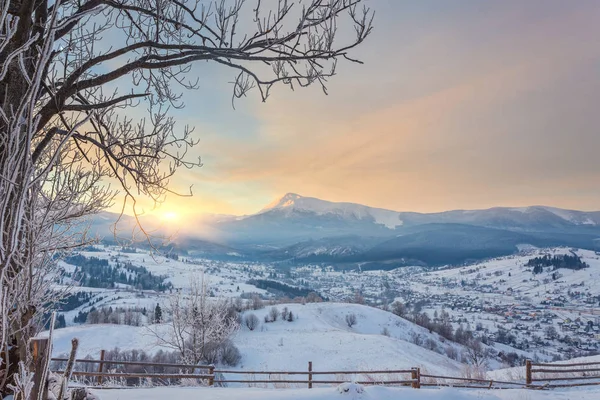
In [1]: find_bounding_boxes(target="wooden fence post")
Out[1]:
[411,367,420,389]
[525,360,532,385]
[208,365,215,386]
[30,338,49,400]
[308,361,313,389]
[97,349,105,386]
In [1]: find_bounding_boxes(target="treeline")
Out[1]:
[78,306,148,326]
[54,291,98,312]
[64,254,172,291]
[527,254,589,274]
[41,313,67,330]
[42,291,101,329]
[248,279,327,300]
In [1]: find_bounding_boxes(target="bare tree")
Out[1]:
[269,306,279,322]
[345,313,357,328]
[463,339,488,368]
[390,301,406,318]
[148,274,239,364]
[0,0,373,394]
[251,294,264,310]
[545,326,558,340]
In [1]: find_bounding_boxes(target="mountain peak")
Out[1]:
[260,193,304,212]
[256,193,405,229]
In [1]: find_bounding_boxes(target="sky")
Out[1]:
[124,0,600,219]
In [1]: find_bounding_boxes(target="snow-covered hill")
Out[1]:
[234,303,464,375]
[47,303,466,376]
[418,248,600,305]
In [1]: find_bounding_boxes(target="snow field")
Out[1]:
[90,385,600,400]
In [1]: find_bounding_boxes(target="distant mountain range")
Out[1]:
[91,193,600,268]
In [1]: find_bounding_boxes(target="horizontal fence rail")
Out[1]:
[47,347,600,392]
[526,359,600,388]
[49,355,419,389]
[419,374,529,389]
[51,358,213,370]
[56,371,214,380]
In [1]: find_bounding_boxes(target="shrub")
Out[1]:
[220,340,242,366]
[245,313,259,331]
[345,313,357,328]
[425,338,437,351]
[202,342,221,364]
[445,346,459,360]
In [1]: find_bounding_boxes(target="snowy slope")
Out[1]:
[43,324,161,357]
[74,246,268,295]
[231,303,464,375]
[419,248,600,304]
[46,303,465,376]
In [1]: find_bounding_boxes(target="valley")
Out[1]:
[45,243,600,379]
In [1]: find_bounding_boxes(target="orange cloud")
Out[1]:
[157,2,600,215]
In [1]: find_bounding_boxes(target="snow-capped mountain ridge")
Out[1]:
[257,193,404,229]
[255,193,600,228]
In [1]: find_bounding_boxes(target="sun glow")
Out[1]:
[161,211,179,222]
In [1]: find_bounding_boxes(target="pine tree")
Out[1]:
[155,304,163,323]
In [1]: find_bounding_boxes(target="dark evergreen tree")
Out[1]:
[155,304,163,323]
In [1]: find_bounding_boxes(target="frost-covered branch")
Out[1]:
[0,0,373,395]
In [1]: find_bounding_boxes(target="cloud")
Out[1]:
[164,1,600,214]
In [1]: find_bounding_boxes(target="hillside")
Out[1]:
[46,303,466,377]
[234,303,464,375]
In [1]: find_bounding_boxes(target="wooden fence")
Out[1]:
[526,359,600,388]
[49,355,418,389]
[40,340,600,392]
[48,348,533,390]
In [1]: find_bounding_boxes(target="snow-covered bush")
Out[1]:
[245,313,259,331]
[220,340,242,366]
